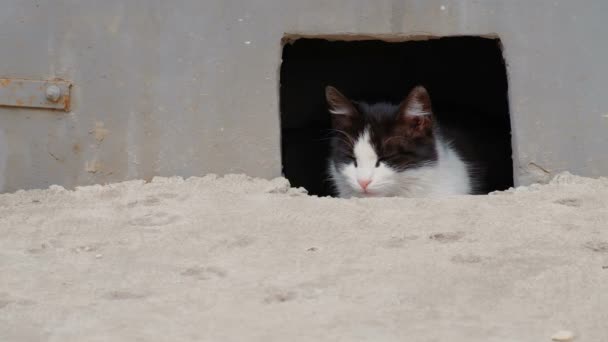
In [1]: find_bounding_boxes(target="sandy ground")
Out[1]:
[0,173,607,342]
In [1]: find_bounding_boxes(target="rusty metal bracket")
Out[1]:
[0,78,72,112]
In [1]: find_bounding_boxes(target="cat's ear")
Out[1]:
[325,86,357,117]
[400,86,432,117]
[397,86,433,136]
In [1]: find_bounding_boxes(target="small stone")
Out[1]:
[95,254,103,259]
[552,330,574,341]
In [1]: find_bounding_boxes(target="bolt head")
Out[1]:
[45,85,62,102]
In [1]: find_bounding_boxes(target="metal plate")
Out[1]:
[0,78,72,111]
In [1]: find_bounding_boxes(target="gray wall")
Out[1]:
[1,0,607,193]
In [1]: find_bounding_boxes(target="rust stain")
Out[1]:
[62,83,72,112]
[62,94,71,111]
[85,160,102,173]
[0,78,72,111]
[72,143,81,153]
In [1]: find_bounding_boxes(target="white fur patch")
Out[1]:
[393,139,472,197]
[406,100,430,117]
[329,107,350,115]
[353,129,377,171]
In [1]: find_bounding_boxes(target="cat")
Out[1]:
[326,85,477,198]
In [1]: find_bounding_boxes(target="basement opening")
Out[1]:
[280,36,513,197]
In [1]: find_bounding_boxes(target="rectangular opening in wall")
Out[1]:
[280,35,513,197]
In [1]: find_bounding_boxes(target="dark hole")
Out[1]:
[280,36,514,197]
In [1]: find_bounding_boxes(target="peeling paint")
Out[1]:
[85,159,102,173]
[107,14,123,35]
[90,121,109,143]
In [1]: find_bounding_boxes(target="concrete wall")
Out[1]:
[0,0,607,193]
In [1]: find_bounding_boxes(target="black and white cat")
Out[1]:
[326,85,476,198]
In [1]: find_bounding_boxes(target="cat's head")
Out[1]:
[326,85,438,197]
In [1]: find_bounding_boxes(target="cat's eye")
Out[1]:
[348,156,357,167]
[377,154,399,166]
[377,156,391,166]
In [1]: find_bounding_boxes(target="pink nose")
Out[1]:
[357,178,371,190]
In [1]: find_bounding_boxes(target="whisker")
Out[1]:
[327,129,355,148]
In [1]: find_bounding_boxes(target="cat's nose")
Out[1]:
[357,178,371,190]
